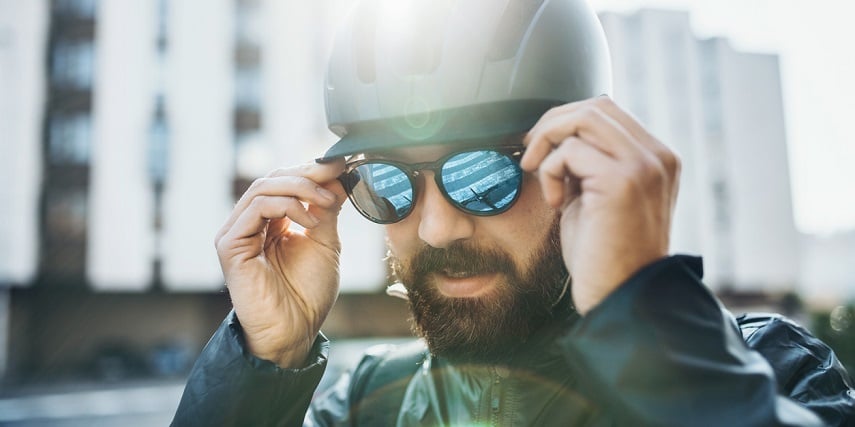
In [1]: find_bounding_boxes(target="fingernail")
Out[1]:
[317,187,336,201]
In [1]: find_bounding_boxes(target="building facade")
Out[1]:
[600,9,801,293]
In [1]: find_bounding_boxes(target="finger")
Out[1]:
[530,96,664,161]
[218,177,335,245]
[589,97,682,212]
[529,97,591,126]
[264,216,292,251]
[243,175,340,209]
[587,96,651,143]
[226,195,321,245]
[521,105,636,172]
[304,179,348,247]
[267,158,346,179]
[537,137,617,208]
[218,160,346,243]
[591,97,680,177]
[535,96,648,143]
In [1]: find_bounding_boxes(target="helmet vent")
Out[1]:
[387,1,449,76]
[488,0,546,61]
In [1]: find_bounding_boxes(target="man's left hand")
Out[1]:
[521,96,681,315]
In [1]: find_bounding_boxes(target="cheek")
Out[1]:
[384,220,419,259]
[509,176,556,228]
[499,178,558,256]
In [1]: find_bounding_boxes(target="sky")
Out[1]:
[589,0,855,235]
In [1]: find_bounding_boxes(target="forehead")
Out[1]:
[360,133,525,163]
[367,144,452,163]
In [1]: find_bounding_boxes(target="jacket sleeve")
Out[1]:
[556,255,854,426]
[171,310,329,427]
[739,313,855,426]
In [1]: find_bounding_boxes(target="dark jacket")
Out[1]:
[172,256,855,426]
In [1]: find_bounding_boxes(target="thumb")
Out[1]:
[305,178,347,248]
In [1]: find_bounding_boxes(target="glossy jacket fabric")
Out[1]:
[172,256,855,426]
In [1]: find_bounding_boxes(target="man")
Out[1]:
[173,0,855,425]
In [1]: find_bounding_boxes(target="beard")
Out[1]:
[388,218,568,363]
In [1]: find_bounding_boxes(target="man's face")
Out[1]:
[382,144,568,362]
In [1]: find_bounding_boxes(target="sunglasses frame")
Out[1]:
[339,145,526,224]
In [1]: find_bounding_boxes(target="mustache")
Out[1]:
[405,242,517,280]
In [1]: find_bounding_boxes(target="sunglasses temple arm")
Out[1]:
[315,155,342,164]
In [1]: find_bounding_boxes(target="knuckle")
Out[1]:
[611,173,636,197]
[247,177,267,193]
[665,149,681,174]
[672,155,682,180]
[526,127,545,143]
[249,195,269,209]
[275,197,301,217]
[580,106,599,122]
[593,95,614,108]
[557,137,580,158]
[265,167,287,178]
[288,175,314,189]
[625,159,664,190]
[281,196,301,210]
[294,163,314,176]
[547,104,567,116]
[629,159,654,178]
[653,146,680,181]
[540,156,564,179]
[214,233,229,253]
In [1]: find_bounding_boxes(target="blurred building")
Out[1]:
[0,3,844,385]
[0,0,397,384]
[801,230,855,308]
[600,9,801,295]
[0,0,49,379]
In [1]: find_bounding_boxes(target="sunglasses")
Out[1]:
[339,146,525,224]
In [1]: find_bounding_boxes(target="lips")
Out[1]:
[434,271,498,298]
[441,269,478,279]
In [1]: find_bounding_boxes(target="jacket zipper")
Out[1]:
[490,365,503,426]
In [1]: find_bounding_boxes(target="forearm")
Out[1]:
[558,255,825,426]
[172,311,329,427]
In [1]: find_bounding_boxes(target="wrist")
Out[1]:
[572,253,669,315]
[249,338,314,369]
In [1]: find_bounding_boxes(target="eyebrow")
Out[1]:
[350,135,527,164]
[356,148,436,163]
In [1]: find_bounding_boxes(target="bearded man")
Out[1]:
[172,0,854,425]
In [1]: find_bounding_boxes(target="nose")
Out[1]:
[414,173,475,248]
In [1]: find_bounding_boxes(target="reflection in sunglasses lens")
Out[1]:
[351,163,413,222]
[441,151,521,213]
[345,150,522,223]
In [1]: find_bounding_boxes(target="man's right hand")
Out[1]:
[214,160,347,368]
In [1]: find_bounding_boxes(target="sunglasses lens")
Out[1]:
[440,150,523,214]
[344,162,414,223]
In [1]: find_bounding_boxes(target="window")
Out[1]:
[149,115,169,185]
[235,131,271,179]
[45,189,87,240]
[54,0,97,19]
[42,188,88,279]
[51,40,95,90]
[49,113,91,165]
[156,0,168,50]
[699,40,723,136]
[235,0,263,45]
[235,65,262,110]
[623,15,649,123]
[712,180,731,231]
